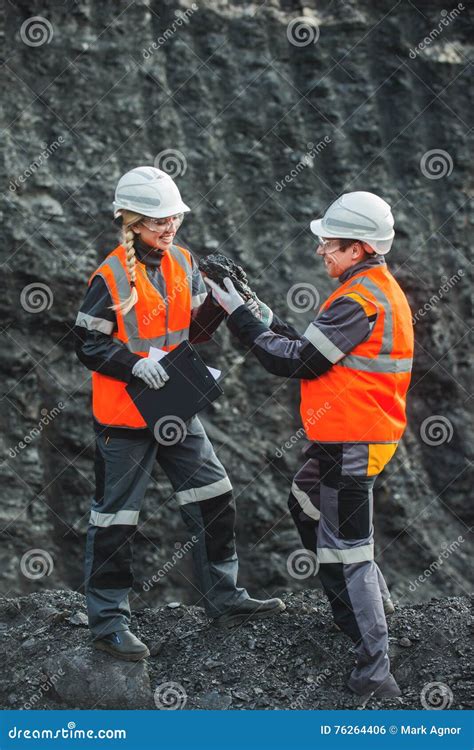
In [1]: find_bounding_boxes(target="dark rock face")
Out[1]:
[199,253,257,301]
[0,589,471,710]
[1,0,472,619]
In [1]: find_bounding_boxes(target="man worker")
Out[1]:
[205,192,414,699]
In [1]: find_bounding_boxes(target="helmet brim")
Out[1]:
[310,218,393,254]
[310,218,327,237]
[113,201,191,220]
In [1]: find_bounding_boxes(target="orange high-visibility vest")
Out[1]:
[89,243,193,428]
[300,264,414,444]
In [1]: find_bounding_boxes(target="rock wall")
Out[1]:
[1,0,472,610]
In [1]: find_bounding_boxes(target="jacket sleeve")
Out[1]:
[74,276,142,382]
[226,295,377,379]
[189,255,226,343]
[269,313,301,339]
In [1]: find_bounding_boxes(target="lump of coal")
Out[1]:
[199,253,257,302]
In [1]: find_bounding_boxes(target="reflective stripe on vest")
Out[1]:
[327,274,413,374]
[88,243,193,428]
[99,250,191,353]
[339,353,412,373]
[300,264,414,444]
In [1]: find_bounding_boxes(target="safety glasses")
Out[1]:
[317,237,343,253]
[141,214,184,232]
[317,236,356,253]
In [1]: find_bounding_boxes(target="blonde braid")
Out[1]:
[110,210,141,314]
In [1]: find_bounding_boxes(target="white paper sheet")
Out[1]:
[149,346,167,363]
[148,347,221,381]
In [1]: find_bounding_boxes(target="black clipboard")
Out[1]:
[126,341,223,434]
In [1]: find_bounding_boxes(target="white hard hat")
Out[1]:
[310,191,395,255]
[113,166,190,219]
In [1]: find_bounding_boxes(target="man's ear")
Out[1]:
[355,241,373,258]
[362,241,375,256]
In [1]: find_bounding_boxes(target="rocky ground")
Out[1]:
[0,0,472,662]
[0,588,472,711]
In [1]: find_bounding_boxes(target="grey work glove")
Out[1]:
[245,298,260,316]
[132,357,169,389]
[245,297,273,326]
[253,298,273,326]
[203,277,245,315]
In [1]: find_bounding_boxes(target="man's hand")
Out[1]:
[255,298,273,326]
[243,296,274,326]
[132,358,169,389]
[203,277,246,315]
[245,298,261,316]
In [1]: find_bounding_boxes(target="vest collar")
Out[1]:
[338,253,386,284]
[134,235,165,269]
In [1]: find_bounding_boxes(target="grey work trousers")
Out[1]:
[288,442,400,697]
[84,416,248,637]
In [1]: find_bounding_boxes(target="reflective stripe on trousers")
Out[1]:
[84,416,248,637]
[287,444,398,696]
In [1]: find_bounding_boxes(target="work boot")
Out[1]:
[93,630,150,661]
[350,673,402,704]
[212,597,286,628]
[383,596,395,615]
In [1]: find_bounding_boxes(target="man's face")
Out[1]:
[134,214,184,252]
[316,238,363,278]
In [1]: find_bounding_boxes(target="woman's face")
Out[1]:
[133,214,184,252]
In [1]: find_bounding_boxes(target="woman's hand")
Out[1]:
[132,358,169,389]
[203,277,246,315]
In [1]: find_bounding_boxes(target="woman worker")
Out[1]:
[74,166,284,661]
